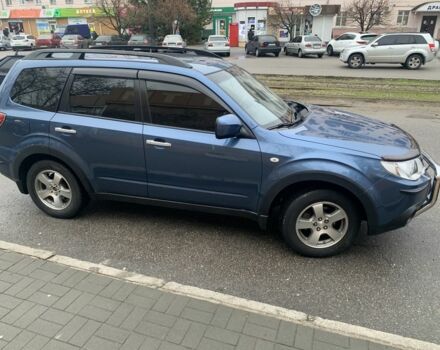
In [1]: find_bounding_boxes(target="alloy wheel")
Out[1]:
[407,55,422,69]
[34,170,72,211]
[295,201,349,249]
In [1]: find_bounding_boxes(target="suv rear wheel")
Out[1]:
[281,190,360,257]
[348,53,364,69]
[405,54,423,70]
[327,45,333,56]
[27,160,85,219]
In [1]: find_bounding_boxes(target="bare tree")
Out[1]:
[268,0,304,39]
[346,0,390,32]
[152,0,196,34]
[95,0,131,35]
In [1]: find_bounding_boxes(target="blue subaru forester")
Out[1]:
[0,48,438,257]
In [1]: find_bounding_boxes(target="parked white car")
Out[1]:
[327,32,377,56]
[204,35,230,56]
[284,35,326,58]
[0,35,10,50]
[11,34,36,50]
[162,34,186,48]
[340,32,437,70]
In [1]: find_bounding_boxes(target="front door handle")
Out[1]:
[146,139,172,148]
[55,127,77,134]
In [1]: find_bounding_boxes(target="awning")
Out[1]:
[413,2,440,12]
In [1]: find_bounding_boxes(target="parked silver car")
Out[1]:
[340,33,437,70]
[0,35,10,50]
[204,35,230,56]
[60,34,87,49]
[327,32,378,56]
[284,35,326,58]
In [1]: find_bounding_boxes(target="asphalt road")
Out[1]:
[0,101,440,343]
[223,47,440,80]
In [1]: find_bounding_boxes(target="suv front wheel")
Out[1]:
[27,160,85,219]
[281,190,360,257]
[405,54,423,70]
[348,53,364,69]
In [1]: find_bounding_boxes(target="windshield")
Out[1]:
[209,36,227,41]
[165,35,182,41]
[63,35,79,40]
[13,36,25,40]
[38,35,52,39]
[305,36,321,42]
[130,35,145,40]
[259,35,277,42]
[208,66,293,129]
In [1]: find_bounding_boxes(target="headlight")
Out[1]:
[381,157,426,181]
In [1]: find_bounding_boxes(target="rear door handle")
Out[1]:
[55,127,77,134]
[146,139,172,148]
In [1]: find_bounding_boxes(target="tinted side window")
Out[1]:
[67,75,136,121]
[11,67,70,112]
[146,81,227,132]
[377,36,396,46]
[415,35,427,44]
[395,35,415,45]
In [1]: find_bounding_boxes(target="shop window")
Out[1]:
[65,0,73,4]
[36,0,41,4]
[84,0,92,4]
[5,0,11,6]
[336,12,347,26]
[50,0,56,5]
[397,10,409,26]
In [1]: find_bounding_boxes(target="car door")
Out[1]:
[51,68,148,197]
[368,35,397,63]
[140,72,262,211]
[293,36,301,53]
[334,34,355,52]
[391,35,414,62]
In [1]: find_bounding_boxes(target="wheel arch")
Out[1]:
[261,176,377,227]
[14,151,94,196]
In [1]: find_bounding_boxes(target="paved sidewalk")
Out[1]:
[0,250,404,349]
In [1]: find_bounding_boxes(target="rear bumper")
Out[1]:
[302,48,326,55]
[258,47,281,54]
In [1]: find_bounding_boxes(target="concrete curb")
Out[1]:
[0,240,438,350]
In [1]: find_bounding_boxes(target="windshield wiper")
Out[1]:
[268,120,301,130]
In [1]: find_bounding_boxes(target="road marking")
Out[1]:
[0,239,438,350]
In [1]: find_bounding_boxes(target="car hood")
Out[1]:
[279,105,420,160]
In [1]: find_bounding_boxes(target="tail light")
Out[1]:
[162,42,167,46]
[322,43,326,47]
[225,42,229,47]
[260,42,268,47]
[357,40,368,45]
[208,43,213,47]
[143,39,149,44]
[305,44,312,48]
[177,42,183,46]
[0,113,6,127]
[428,43,435,52]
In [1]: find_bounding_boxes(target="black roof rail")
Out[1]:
[23,48,192,68]
[90,45,222,59]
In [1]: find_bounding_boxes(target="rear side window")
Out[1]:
[146,81,227,132]
[10,68,70,112]
[415,35,427,44]
[305,36,321,42]
[67,75,136,121]
[395,35,416,45]
[376,35,397,46]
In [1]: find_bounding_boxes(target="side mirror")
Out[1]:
[215,114,242,139]
[371,42,378,47]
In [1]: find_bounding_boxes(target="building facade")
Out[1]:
[209,0,440,45]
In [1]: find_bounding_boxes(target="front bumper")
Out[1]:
[414,153,440,216]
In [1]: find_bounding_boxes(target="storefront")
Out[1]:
[411,2,440,39]
[211,7,235,37]
[0,7,111,37]
[234,1,277,44]
[304,4,340,42]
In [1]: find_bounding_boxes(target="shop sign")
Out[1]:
[309,4,322,16]
[415,2,440,12]
[0,10,9,19]
[210,7,235,14]
[40,9,55,18]
[54,7,104,18]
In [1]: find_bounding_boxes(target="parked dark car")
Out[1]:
[91,35,128,47]
[245,35,281,57]
[0,48,438,258]
[128,34,156,46]
[36,34,61,48]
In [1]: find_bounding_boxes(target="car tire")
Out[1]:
[327,45,334,56]
[274,52,280,57]
[281,189,360,257]
[225,52,230,57]
[405,54,423,70]
[284,47,288,56]
[245,45,249,55]
[256,48,261,57]
[27,160,85,219]
[348,53,364,69]
[318,54,323,58]
[298,49,303,58]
